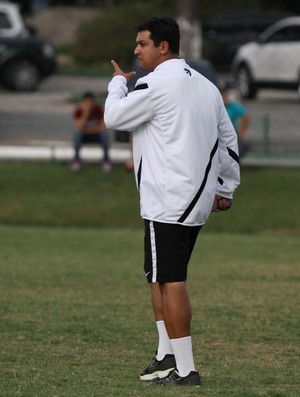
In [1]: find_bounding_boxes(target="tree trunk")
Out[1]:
[177,0,202,60]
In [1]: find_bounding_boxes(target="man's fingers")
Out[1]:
[126,71,136,80]
[212,198,219,212]
[111,60,136,81]
[111,60,120,73]
[110,60,117,68]
[212,196,232,212]
[218,198,232,211]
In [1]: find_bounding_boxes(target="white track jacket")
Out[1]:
[105,58,240,226]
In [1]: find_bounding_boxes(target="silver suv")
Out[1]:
[232,17,300,99]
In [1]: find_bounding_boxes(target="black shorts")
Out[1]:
[144,220,202,283]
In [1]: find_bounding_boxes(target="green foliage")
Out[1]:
[66,0,299,72]
[72,1,175,69]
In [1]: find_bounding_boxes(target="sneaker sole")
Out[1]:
[140,367,175,381]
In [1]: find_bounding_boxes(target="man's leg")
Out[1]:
[142,220,200,384]
[159,281,191,338]
[151,281,192,351]
[149,281,198,383]
[151,283,173,359]
[151,282,163,321]
[98,131,110,162]
[153,281,195,369]
[159,282,196,377]
[139,283,175,381]
[97,131,112,171]
[71,132,83,171]
[74,131,82,161]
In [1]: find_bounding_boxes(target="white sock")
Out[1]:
[156,320,173,360]
[170,336,196,377]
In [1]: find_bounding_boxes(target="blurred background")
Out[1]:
[1,0,300,165]
[14,0,300,72]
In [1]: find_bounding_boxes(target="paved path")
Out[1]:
[0,74,299,166]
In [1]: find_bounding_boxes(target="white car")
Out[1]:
[232,17,300,99]
[0,1,30,37]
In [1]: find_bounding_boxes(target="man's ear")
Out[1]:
[160,41,169,55]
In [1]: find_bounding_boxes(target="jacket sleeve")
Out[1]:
[104,75,154,131]
[216,95,240,199]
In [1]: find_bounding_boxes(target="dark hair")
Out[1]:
[135,17,180,55]
[82,91,95,100]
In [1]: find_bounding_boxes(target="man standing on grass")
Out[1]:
[104,17,240,386]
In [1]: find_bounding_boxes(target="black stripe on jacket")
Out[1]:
[177,139,219,223]
[133,83,148,91]
[227,147,239,164]
[137,158,142,190]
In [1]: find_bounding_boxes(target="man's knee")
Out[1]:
[74,131,83,144]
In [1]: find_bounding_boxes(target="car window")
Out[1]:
[0,12,11,29]
[266,25,300,43]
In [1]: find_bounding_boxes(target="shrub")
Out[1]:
[71,1,175,69]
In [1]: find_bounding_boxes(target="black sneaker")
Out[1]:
[150,369,201,386]
[140,354,176,381]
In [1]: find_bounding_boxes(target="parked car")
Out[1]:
[0,0,30,37]
[203,10,296,71]
[232,17,300,99]
[0,0,56,91]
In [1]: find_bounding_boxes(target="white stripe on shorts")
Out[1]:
[149,221,157,282]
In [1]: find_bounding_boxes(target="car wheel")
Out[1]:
[236,65,257,99]
[2,59,40,91]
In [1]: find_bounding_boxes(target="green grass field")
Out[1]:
[0,163,299,396]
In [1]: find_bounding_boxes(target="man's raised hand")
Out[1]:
[111,60,136,81]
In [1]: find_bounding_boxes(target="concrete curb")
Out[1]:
[0,144,299,168]
[241,156,300,168]
[0,144,131,163]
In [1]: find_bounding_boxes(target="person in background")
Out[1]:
[220,82,251,158]
[104,17,240,386]
[71,91,112,173]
